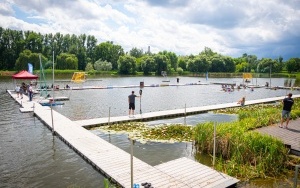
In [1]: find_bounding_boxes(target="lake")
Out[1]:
[0,76,298,187]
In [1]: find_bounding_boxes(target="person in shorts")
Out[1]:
[15,84,20,98]
[279,93,294,128]
[128,91,140,117]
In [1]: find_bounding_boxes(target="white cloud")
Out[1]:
[0,1,14,16]
[0,0,299,59]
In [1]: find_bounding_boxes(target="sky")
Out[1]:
[0,0,300,60]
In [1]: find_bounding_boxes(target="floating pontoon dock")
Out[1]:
[75,95,300,128]
[7,90,239,188]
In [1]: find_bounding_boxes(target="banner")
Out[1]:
[28,63,33,74]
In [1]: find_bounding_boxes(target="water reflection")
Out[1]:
[146,112,238,126]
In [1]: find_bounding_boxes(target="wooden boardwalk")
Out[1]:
[255,119,300,156]
[75,95,300,128]
[7,90,239,188]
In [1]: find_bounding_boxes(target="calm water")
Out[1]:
[53,76,296,120]
[1,76,298,188]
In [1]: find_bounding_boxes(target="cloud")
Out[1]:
[143,0,191,8]
[0,1,14,16]
[185,0,246,29]
[0,0,299,59]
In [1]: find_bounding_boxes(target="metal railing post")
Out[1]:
[213,122,216,167]
[108,107,111,125]
[50,102,54,135]
[131,138,134,188]
[184,103,186,125]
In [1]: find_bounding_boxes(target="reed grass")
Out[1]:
[194,98,300,180]
[94,99,300,180]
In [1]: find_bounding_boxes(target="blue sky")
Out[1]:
[0,0,299,60]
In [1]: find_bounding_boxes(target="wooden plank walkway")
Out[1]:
[75,95,300,128]
[154,158,238,188]
[255,119,300,156]
[6,90,239,188]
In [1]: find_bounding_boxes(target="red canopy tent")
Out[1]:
[12,70,38,79]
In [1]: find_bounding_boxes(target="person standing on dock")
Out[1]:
[280,93,294,129]
[28,83,33,101]
[237,96,245,106]
[20,82,26,99]
[15,84,20,98]
[128,91,140,117]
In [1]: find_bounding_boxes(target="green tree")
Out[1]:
[95,41,124,70]
[223,56,235,72]
[235,62,248,73]
[0,28,25,70]
[42,34,53,59]
[210,55,225,72]
[85,62,94,72]
[94,59,112,71]
[200,47,217,57]
[118,55,136,75]
[178,56,187,71]
[86,35,97,63]
[153,54,170,75]
[15,50,45,71]
[159,51,178,71]
[56,53,78,70]
[24,31,43,53]
[257,58,281,73]
[141,56,155,75]
[286,58,300,73]
[129,47,143,58]
[187,55,210,73]
[77,47,86,70]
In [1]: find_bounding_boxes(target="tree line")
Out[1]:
[0,27,299,75]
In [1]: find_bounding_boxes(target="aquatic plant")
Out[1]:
[141,124,194,142]
[92,122,194,143]
[194,98,300,180]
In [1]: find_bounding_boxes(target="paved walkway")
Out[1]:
[255,118,300,155]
